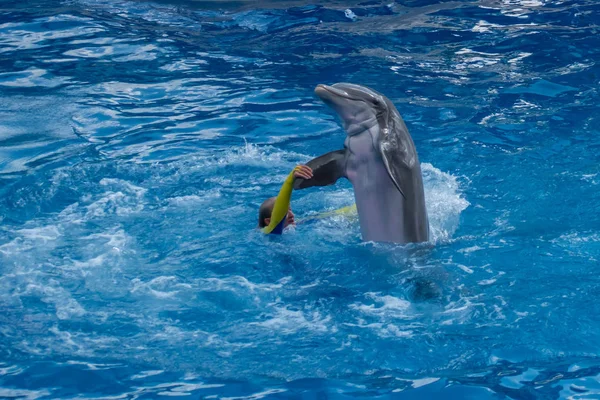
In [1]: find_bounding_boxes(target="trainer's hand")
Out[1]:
[293,165,313,180]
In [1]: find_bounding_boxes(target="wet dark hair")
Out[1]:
[258,197,276,228]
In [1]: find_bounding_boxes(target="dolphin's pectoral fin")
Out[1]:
[293,150,346,190]
[379,140,408,200]
[377,103,420,201]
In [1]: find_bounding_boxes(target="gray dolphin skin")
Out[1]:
[294,83,429,244]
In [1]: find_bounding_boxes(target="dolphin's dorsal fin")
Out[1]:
[377,99,419,200]
[293,150,347,190]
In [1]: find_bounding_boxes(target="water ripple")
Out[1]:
[1,0,600,398]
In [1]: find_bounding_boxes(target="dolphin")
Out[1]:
[294,83,429,244]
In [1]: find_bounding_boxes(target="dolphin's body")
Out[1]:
[294,83,429,244]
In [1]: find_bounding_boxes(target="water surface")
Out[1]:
[1,0,600,398]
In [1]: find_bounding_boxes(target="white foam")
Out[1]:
[131,276,191,299]
[131,370,165,380]
[100,178,147,196]
[83,179,147,218]
[555,232,600,245]
[351,293,411,317]
[85,191,137,217]
[459,246,483,254]
[343,321,415,338]
[215,141,308,168]
[71,254,107,269]
[440,295,485,326]
[346,292,421,338]
[197,276,286,294]
[24,283,86,320]
[17,226,61,241]
[0,225,62,256]
[381,324,414,338]
[82,229,129,250]
[166,194,209,207]
[250,306,331,334]
[41,326,124,358]
[581,173,597,183]
[422,163,470,243]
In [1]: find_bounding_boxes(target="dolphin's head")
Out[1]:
[315,83,388,136]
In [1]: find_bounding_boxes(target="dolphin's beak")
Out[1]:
[315,84,348,103]
[314,84,332,100]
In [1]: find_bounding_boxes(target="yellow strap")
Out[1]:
[298,204,357,224]
[262,168,297,234]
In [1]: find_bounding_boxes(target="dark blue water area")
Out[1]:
[1,0,600,398]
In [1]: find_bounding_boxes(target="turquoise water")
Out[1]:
[1,0,600,398]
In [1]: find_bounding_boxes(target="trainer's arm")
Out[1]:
[262,165,312,234]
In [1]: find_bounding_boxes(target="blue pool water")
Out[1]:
[1,0,600,398]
